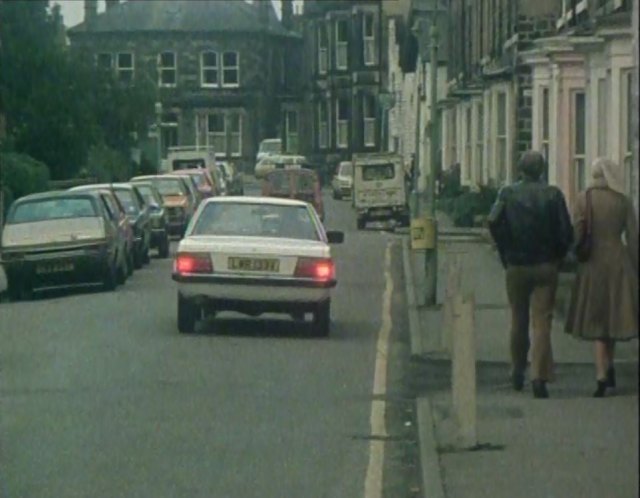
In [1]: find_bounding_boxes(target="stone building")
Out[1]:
[298,0,389,170]
[67,0,302,173]
[522,0,636,208]
[441,0,561,188]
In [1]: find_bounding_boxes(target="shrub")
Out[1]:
[438,184,498,228]
[1,152,51,203]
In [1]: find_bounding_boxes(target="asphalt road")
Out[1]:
[0,186,419,498]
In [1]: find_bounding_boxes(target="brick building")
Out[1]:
[67,0,302,174]
[441,0,561,188]
[522,0,635,208]
[298,0,389,170]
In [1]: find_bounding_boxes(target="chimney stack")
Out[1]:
[105,0,119,11]
[84,0,97,26]
[281,0,293,29]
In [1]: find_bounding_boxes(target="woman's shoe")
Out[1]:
[593,380,607,398]
[532,380,549,399]
[606,366,616,388]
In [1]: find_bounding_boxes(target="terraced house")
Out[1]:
[68,0,302,173]
[440,0,562,189]
[299,0,389,168]
[522,0,637,209]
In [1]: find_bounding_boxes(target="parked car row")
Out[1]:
[0,162,245,301]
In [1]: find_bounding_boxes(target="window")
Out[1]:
[449,110,458,166]
[207,114,226,155]
[206,113,242,157]
[222,52,239,87]
[318,25,328,75]
[336,97,349,148]
[363,13,376,66]
[465,107,472,181]
[285,111,298,153]
[597,78,609,157]
[96,53,112,70]
[476,103,484,184]
[158,51,177,87]
[572,91,587,192]
[117,52,134,83]
[363,94,376,147]
[161,113,178,156]
[201,51,218,87]
[318,103,328,149]
[336,19,348,70]
[622,70,633,188]
[541,87,550,162]
[229,114,242,157]
[496,91,507,182]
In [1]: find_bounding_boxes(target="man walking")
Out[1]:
[488,151,573,398]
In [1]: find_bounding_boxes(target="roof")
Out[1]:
[205,196,308,207]
[71,183,136,191]
[13,190,101,203]
[68,0,296,38]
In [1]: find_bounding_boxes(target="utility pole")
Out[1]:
[424,18,440,306]
[155,101,163,173]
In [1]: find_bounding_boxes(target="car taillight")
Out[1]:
[294,257,335,281]
[174,252,213,274]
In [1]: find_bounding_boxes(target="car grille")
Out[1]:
[166,207,184,221]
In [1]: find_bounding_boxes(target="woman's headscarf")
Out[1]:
[590,157,625,194]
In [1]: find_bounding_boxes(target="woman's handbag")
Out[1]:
[575,188,593,262]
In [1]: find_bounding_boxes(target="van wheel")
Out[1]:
[357,217,366,230]
[127,250,134,276]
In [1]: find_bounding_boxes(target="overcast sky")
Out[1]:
[52,0,295,28]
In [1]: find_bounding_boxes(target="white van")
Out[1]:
[352,153,409,230]
[165,146,216,175]
[256,138,282,163]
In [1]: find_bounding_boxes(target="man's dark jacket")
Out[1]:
[488,179,573,267]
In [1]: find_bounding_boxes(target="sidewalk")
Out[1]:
[403,217,639,498]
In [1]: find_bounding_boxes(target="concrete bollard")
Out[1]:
[451,291,477,449]
[441,253,461,353]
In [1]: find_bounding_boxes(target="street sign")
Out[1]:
[411,217,436,250]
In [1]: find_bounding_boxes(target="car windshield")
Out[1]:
[192,202,319,240]
[114,190,139,215]
[173,159,205,170]
[266,171,316,194]
[339,163,353,176]
[135,185,160,204]
[362,163,395,181]
[155,178,184,197]
[259,141,281,154]
[8,197,97,224]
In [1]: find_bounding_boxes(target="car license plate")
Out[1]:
[36,262,75,275]
[372,209,391,217]
[228,257,280,272]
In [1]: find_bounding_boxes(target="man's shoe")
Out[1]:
[532,379,549,399]
[511,373,525,391]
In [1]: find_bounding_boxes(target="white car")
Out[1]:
[171,197,344,336]
[254,154,306,179]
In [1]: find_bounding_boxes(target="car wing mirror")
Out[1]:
[326,231,344,244]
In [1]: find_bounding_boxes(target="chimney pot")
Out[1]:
[84,0,97,26]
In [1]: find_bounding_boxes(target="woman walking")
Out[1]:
[565,158,638,397]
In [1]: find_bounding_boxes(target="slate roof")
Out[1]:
[68,0,296,38]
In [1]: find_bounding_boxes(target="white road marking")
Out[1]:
[364,242,393,498]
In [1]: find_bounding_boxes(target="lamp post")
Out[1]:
[425,18,440,306]
[411,19,429,218]
[154,101,163,173]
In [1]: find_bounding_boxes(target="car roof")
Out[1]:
[170,169,205,175]
[132,175,185,182]
[203,196,308,208]
[14,190,101,203]
[266,167,317,177]
[71,183,136,191]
